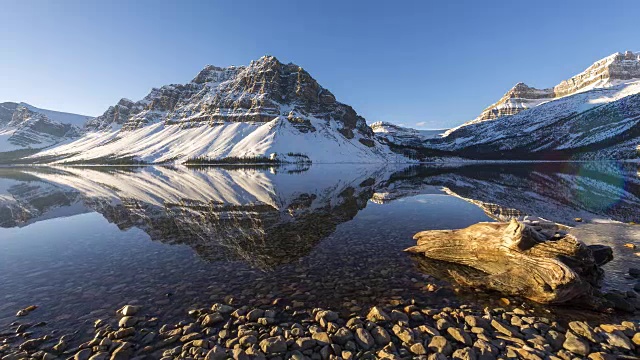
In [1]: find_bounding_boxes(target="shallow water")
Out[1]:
[0,162,638,337]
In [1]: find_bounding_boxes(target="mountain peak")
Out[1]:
[61,55,388,164]
[609,50,639,61]
[252,54,283,65]
[472,50,640,122]
[553,50,640,96]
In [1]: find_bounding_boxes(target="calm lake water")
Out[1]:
[0,162,639,338]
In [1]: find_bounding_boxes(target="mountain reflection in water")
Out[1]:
[0,162,638,270]
[0,162,639,336]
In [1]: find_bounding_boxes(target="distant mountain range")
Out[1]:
[3,51,640,164]
[420,51,640,160]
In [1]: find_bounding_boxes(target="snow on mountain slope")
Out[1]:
[370,121,445,147]
[422,52,640,159]
[361,52,640,160]
[33,56,406,164]
[36,116,400,164]
[467,51,640,126]
[427,80,640,158]
[20,103,92,126]
[0,102,89,153]
[0,129,19,152]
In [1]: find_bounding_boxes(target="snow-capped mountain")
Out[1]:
[33,56,402,164]
[0,102,91,153]
[420,51,640,160]
[11,52,640,163]
[471,51,640,124]
[370,121,444,146]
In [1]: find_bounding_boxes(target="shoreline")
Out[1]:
[1,297,638,360]
[0,158,637,168]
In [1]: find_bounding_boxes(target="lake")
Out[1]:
[0,162,639,341]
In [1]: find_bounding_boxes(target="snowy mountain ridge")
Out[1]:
[6,51,640,163]
[370,121,444,142]
[467,50,640,127]
[407,51,640,160]
[33,56,406,164]
[0,102,91,153]
[19,103,92,127]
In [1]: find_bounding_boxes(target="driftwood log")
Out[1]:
[406,219,613,309]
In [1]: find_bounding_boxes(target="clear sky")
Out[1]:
[1,0,639,129]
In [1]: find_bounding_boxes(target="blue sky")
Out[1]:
[1,0,639,129]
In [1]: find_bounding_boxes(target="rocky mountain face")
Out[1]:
[473,83,555,122]
[0,103,88,153]
[0,102,19,126]
[472,51,640,123]
[11,52,640,163]
[555,50,640,96]
[38,56,395,164]
[406,51,640,160]
[7,107,81,147]
[84,98,143,131]
[86,56,371,136]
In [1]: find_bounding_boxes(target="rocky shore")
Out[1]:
[1,298,639,360]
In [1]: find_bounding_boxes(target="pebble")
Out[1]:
[562,331,590,356]
[392,324,413,343]
[311,331,331,346]
[295,337,315,351]
[410,342,427,355]
[568,321,600,343]
[118,316,138,328]
[201,312,223,327]
[74,348,92,360]
[259,336,286,354]
[452,347,477,360]
[15,306,37,317]
[366,306,391,322]
[602,330,633,350]
[491,319,520,338]
[448,326,473,346]
[370,326,391,345]
[210,303,234,314]
[354,328,375,350]
[2,300,639,360]
[428,335,453,356]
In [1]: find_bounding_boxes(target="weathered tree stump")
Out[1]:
[406,219,613,309]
